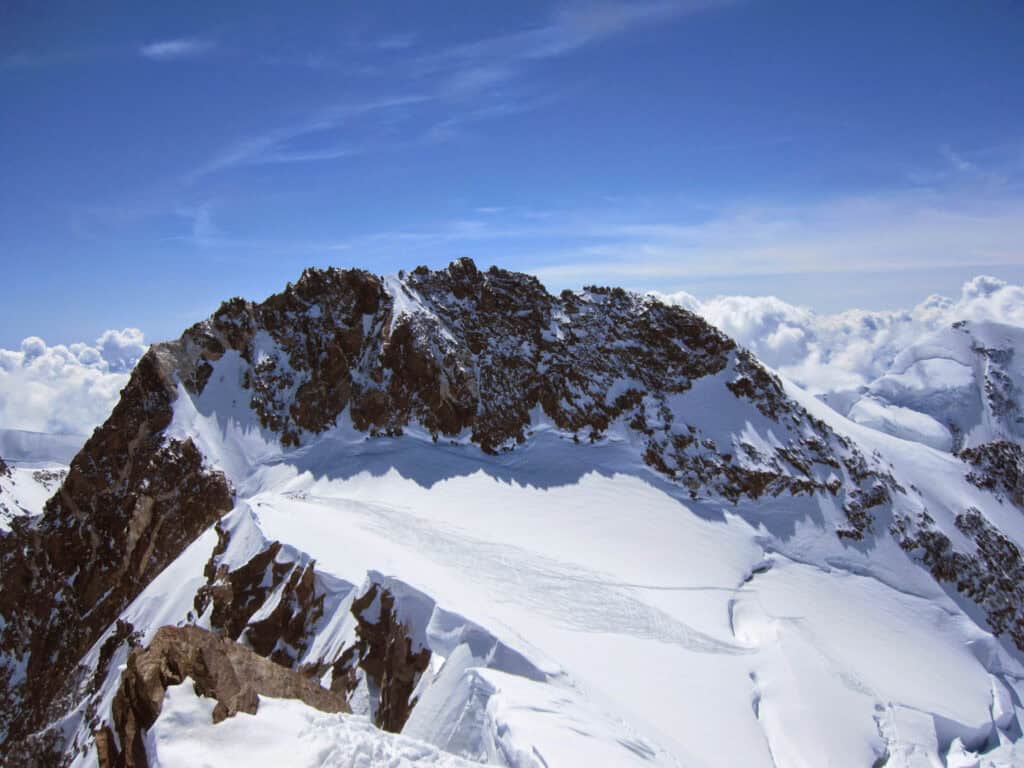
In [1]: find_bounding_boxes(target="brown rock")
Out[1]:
[104,625,350,768]
[333,584,431,733]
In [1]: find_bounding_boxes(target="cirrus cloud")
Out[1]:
[139,38,215,61]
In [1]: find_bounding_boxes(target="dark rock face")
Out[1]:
[103,625,350,768]
[961,441,1024,508]
[0,350,233,762]
[892,507,1024,649]
[972,343,1023,432]
[333,584,432,733]
[194,526,328,668]
[172,259,744,454]
[0,457,8,478]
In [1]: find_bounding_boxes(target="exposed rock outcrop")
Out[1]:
[103,625,350,768]
[171,260,742,453]
[193,524,433,734]
[961,441,1024,509]
[333,583,432,733]
[194,528,328,668]
[892,507,1024,648]
[973,342,1023,433]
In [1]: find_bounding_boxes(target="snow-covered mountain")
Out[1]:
[840,321,1024,453]
[3,260,1024,768]
[0,429,78,530]
[0,459,65,532]
[0,429,84,465]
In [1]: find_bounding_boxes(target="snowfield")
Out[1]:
[69,397,1024,768]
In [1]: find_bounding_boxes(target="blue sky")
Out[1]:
[2,0,1023,346]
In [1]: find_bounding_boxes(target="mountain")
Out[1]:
[0,459,65,532]
[0,429,78,530]
[834,320,1024,514]
[841,321,1024,453]
[0,429,85,465]
[2,259,1024,767]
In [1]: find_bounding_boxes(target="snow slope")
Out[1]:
[0,430,77,529]
[69,410,1024,768]
[0,464,64,530]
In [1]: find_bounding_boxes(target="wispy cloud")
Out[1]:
[423,0,717,70]
[376,32,418,51]
[907,142,1021,191]
[139,38,215,61]
[187,95,429,180]
[940,144,975,174]
[528,192,1024,285]
[175,203,221,247]
[320,179,1024,290]
[189,1,730,180]
[426,0,733,96]
[410,0,727,101]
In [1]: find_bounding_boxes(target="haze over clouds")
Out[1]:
[0,329,146,435]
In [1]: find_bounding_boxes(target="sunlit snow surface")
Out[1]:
[148,679,480,768]
[71,363,1024,768]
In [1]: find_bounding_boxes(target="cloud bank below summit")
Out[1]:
[1,276,1022,438]
[0,328,147,436]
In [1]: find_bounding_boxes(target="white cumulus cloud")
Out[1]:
[0,329,148,436]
